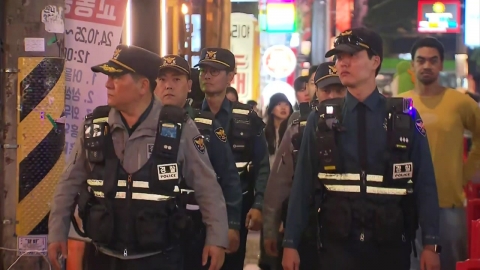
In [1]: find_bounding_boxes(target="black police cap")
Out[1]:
[194,48,235,71]
[91,44,161,82]
[158,55,190,77]
[314,62,342,89]
[325,28,383,61]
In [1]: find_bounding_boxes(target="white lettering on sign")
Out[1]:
[230,13,257,103]
[17,235,47,256]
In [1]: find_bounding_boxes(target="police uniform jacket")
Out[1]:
[185,103,242,230]
[283,90,440,249]
[48,98,229,249]
[202,98,270,210]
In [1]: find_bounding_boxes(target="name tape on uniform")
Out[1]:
[392,162,413,179]
[147,143,154,159]
[157,163,179,181]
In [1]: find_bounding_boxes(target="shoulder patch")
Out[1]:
[214,127,227,142]
[193,134,206,154]
[415,119,426,137]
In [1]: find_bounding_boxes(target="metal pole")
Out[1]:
[2,0,65,268]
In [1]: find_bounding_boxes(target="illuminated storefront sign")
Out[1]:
[417,0,460,33]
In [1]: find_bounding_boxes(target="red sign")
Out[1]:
[65,0,127,27]
[231,72,247,96]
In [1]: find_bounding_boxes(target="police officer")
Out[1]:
[47,45,228,270]
[282,28,441,270]
[154,54,242,269]
[263,62,347,269]
[195,48,270,270]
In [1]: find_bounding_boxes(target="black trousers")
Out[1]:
[182,220,209,270]
[220,191,254,270]
[83,243,183,270]
[317,238,411,270]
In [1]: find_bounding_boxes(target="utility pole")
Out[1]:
[1,0,65,269]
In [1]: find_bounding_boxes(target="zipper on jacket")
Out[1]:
[360,170,366,242]
[124,174,132,257]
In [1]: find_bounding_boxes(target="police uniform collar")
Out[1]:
[201,97,231,114]
[345,88,382,112]
[109,98,163,138]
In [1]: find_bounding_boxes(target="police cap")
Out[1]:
[91,44,161,83]
[325,28,383,61]
[194,48,235,72]
[158,55,190,77]
[314,62,342,89]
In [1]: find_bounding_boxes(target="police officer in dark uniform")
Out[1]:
[154,54,242,269]
[282,28,441,270]
[48,45,228,270]
[195,48,270,270]
[263,62,347,270]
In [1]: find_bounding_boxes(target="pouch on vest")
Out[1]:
[135,208,171,251]
[85,201,115,245]
[150,105,186,194]
[71,187,97,238]
[320,197,352,240]
[230,105,254,152]
[84,106,111,164]
[373,204,405,244]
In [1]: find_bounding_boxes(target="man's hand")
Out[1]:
[47,242,68,270]
[245,208,262,231]
[227,229,240,253]
[202,245,225,270]
[420,246,440,270]
[282,247,300,270]
[264,238,278,257]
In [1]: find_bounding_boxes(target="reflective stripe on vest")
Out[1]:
[87,179,175,201]
[318,173,408,196]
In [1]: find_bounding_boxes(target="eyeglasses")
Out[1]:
[334,34,378,56]
[199,67,220,77]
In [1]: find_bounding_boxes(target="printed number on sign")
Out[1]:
[157,163,179,181]
[74,27,113,47]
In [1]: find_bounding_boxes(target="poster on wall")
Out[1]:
[64,0,128,158]
[230,13,257,103]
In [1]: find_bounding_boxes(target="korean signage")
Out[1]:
[465,0,480,48]
[64,0,128,157]
[230,13,257,103]
[417,1,460,33]
[262,45,297,79]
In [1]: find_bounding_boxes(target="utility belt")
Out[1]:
[73,187,193,256]
[318,195,414,244]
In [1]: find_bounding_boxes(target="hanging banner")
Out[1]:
[64,0,128,157]
[230,13,258,103]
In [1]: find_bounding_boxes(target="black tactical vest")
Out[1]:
[291,102,313,169]
[315,97,417,244]
[228,102,264,193]
[78,105,191,258]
